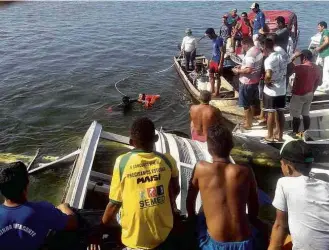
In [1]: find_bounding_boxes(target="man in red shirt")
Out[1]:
[290,50,322,136]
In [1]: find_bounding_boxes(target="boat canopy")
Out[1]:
[248,10,298,36]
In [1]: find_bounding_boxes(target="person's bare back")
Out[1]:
[194,161,257,241]
[190,104,222,138]
[186,125,259,248]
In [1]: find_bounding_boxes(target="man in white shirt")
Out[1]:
[181,28,197,71]
[269,139,329,250]
[263,38,286,142]
[232,36,263,129]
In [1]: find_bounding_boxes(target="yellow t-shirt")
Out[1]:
[109,149,179,249]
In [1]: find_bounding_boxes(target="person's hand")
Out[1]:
[315,47,321,52]
[293,50,302,58]
[232,67,239,75]
[87,229,102,250]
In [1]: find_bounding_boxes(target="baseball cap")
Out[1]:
[185,28,192,34]
[250,2,259,9]
[205,28,215,35]
[280,139,314,164]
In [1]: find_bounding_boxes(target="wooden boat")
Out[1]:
[233,108,329,147]
[173,55,239,109]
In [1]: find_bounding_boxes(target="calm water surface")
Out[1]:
[0,1,328,201]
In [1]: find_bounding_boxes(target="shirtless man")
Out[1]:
[186,125,259,249]
[190,90,222,142]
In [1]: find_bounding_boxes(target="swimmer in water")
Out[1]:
[108,94,160,112]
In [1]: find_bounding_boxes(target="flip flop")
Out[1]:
[260,137,278,143]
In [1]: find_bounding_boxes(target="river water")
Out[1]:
[0,2,328,203]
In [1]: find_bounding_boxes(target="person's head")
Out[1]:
[263,38,275,55]
[300,49,313,63]
[205,28,216,39]
[207,125,234,158]
[241,12,248,21]
[280,140,314,177]
[275,16,286,29]
[199,90,211,104]
[122,96,131,105]
[318,21,327,32]
[185,28,192,36]
[0,161,29,203]
[250,2,259,13]
[222,15,228,24]
[129,117,158,151]
[231,8,237,16]
[241,36,254,53]
[138,93,145,101]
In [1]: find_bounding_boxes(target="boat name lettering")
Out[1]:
[137,174,161,184]
[0,224,36,237]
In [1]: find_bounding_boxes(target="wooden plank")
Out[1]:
[100,131,130,145]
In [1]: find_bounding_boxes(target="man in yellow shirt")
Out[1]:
[93,117,180,250]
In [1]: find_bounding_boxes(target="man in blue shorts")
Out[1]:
[0,161,77,250]
[205,28,225,96]
[233,36,263,129]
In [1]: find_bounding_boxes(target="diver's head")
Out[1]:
[129,117,158,151]
[122,96,130,105]
[139,93,146,100]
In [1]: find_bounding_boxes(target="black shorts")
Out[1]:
[263,93,286,112]
[238,83,259,108]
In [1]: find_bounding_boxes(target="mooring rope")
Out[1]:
[114,62,176,96]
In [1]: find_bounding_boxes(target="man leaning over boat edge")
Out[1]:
[0,161,78,250]
[89,117,180,250]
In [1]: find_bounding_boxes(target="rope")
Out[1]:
[114,63,176,96]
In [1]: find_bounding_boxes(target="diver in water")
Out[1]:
[121,94,160,109]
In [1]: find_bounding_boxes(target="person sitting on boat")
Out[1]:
[232,36,263,130]
[289,50,321,138]
[190,90,223,142]
[263,38,286,142]
[186,125,260,250]
[231,12,253,53]
[250,2,266,47]
[275,16,290,52]
[205,28,225,96]
[0,161,77,250]
[93,117,180,250]
[219,15,232,46]
[269,139,329,250]
[227,8,240,27]
[181,28,197,71]
[315,21,329,92]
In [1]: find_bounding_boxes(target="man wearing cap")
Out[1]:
[269,139,329,250]
[316,21,329,91]
[227,8,240,26]
[250,2,265,47]
[219,15,232,46]
[205,28,225,96]
[275,16,290,52]
[181,28,197,71]
[289,50,321,137]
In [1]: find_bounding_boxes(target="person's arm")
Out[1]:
[247,168,259,221]
[186,164,199,218]
[102,202,121,226]
[259,12,266,32]
[181,37,186,52]
[268,209,289,250]
[56,203,78,231]
[264,57,274,87]
[316,31,329,52]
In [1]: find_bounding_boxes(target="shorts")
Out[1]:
[252,34,260,48]
[238,83,259,108]
[263,93,286,112]
[290,92,313,117]
[196,212,254,250]
[209,60,219,74]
